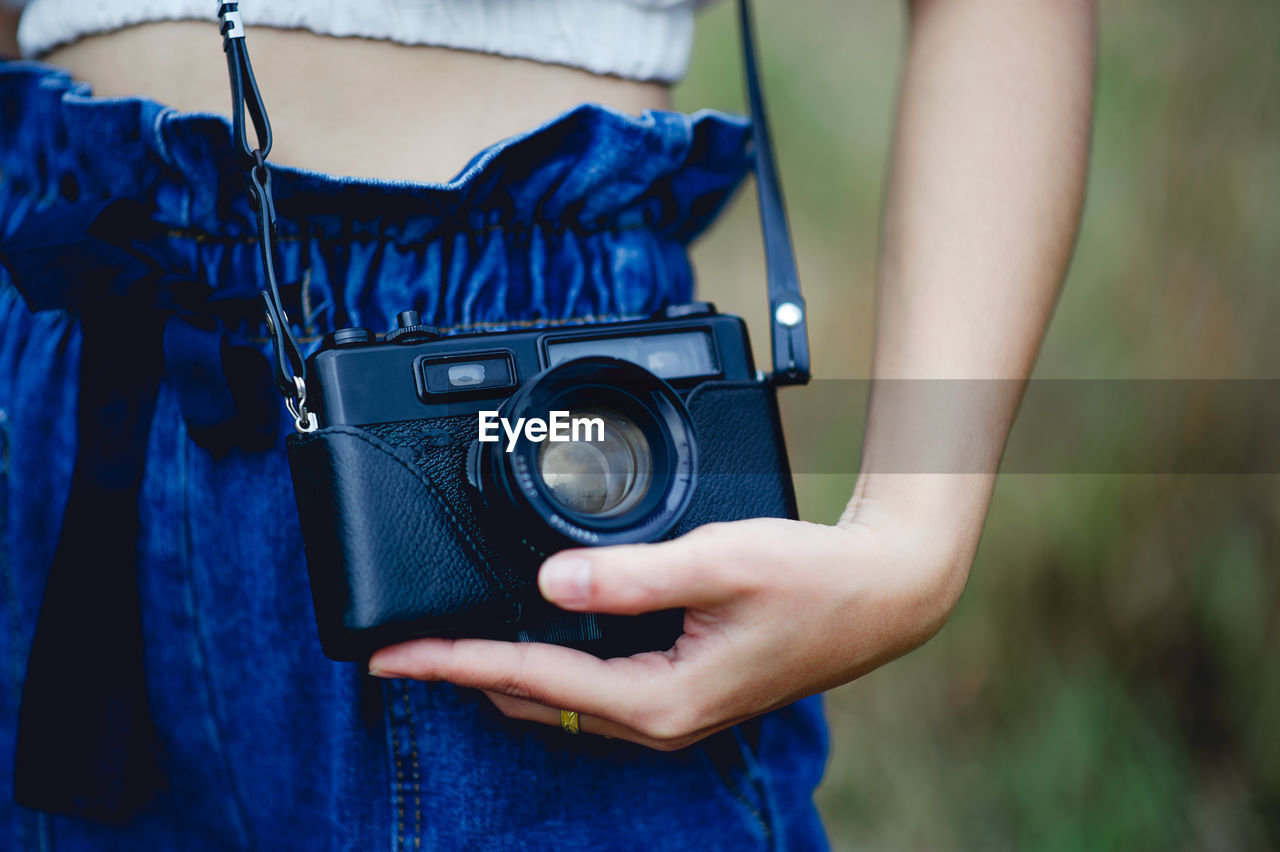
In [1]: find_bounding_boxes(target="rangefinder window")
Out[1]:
[545,330,718,380]
[417,353,515,395]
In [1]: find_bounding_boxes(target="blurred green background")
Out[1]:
[674,1,1280,849]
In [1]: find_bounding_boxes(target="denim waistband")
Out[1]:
[0,60,752,335]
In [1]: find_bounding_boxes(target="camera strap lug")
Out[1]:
[285,375,319,433]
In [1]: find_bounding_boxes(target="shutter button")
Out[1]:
[385,310,440,344]
[324,327,374,348]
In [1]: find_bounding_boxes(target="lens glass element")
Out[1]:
[537,409,652,518]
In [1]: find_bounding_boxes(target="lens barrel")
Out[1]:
[470,357,698,553]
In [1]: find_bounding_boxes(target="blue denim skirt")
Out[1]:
[0,61,829,850]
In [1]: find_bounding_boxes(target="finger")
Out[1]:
[481,691,711,752]
[538,525,747,614]
[368,637,676,724]
[482,691,627,740]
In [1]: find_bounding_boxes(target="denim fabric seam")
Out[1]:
[700,736,773,848]
[177,425,253,849]
[159,219,662,246]
[730,726,778,851]
[391,689,405,852]
[242,314,638,346]
[387,679,427,852]
[402,684,423,849]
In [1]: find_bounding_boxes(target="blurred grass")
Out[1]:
[674,1,1280,848]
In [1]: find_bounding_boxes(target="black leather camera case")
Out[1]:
[288,377,795,661]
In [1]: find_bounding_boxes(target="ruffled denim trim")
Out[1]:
[0,60,752,332]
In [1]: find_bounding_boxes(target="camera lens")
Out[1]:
[470,357,697,551]
[538,409,652,517]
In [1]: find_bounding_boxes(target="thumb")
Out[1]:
[537,530,738,615]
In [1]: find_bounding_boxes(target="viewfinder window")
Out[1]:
[419,355,514,395]
[546,331,717,380]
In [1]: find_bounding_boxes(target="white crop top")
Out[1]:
[12,0,715,82]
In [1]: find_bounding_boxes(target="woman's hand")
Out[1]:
[368,496,977,750]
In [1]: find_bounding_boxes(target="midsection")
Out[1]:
[46,22,673,183]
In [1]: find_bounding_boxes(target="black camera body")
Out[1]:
[275,0,812,664]
[287,302,799,661]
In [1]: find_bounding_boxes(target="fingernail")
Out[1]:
[367,658,399,678]
[541,557,591,605]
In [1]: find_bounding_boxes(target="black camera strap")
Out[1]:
[737,0,811,384]
[219,2,316,432]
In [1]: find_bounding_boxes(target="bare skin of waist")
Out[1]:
[46,22,673,183]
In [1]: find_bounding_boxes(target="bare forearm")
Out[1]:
[844,0,1096,565]
[877,0,1094,379]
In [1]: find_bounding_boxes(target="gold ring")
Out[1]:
[560,709,580,735]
